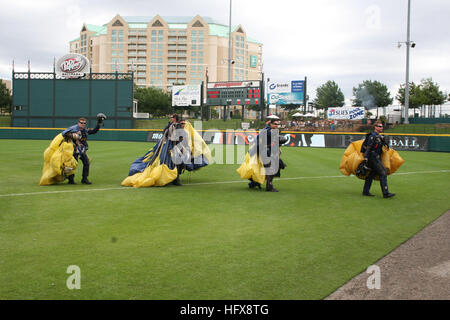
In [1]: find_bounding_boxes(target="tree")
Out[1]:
[313,80,345,111]
[134,86,171,117]
[352,80,393,118]
[0,81,12,113]
[397,78,447,118]
[419,78,446,117]
[396,82,423,117]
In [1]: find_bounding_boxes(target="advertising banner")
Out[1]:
[146,130,429,151]
[267,80,304,105]
[172,85,201,107]
[327,107,365,120]
[56,53,90,79]
[324,134,429,151]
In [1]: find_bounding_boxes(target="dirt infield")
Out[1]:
[325,210,450,300]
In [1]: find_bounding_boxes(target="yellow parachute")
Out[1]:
[121,157,178,188]
[121,120,211,188]
[339,139,404,180]
[39,133,78,186]
[236,152,266,185]
[183,121,212,163]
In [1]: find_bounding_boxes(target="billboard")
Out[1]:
[145,130,430,151]
[172,85,201,107]
[328,107,365,120]
[250,55,257,68]
[267,80,304,105]
[206,81,262,106]
[56,53,90,79]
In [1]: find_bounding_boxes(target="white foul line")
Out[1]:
[0,170,449,198]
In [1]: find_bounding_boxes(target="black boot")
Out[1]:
[81,178,92,185]
[172,176,182,186]
[363,175,374,196]
[380,175,395,198]
[68,175,76,185]
[383,193,396,198]
[248,179,261,189]
[266,176,279,192]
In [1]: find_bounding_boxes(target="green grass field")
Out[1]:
[0,139,449,300]
[385,124,450,134]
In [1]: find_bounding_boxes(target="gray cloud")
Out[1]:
[1,0,449,103]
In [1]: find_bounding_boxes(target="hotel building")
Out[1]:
[69,15,263,90]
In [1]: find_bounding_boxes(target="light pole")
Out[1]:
[224,0,232,121]
[403,0,412,124]
[228,0,232,82]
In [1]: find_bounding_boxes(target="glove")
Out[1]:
[96,113,107,126]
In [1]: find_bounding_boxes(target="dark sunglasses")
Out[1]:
[79,121,86,124]
[376,125,383,127]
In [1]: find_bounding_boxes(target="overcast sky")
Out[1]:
[1,0,449,105]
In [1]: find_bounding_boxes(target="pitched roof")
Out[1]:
[70,16,261,44]
[122,16,219,24]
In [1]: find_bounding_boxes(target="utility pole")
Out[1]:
[404,0,411,124]
[225,0,232,122]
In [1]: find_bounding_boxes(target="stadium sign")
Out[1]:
[172,85,201,107]
[267,80,304,105]
[328,107,365,120]
[206,81,262,106]
[56,54,90,78]
[146,130,429,151]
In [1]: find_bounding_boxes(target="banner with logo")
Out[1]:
[327,107,365,120]
[56,54,90,78]
[147,130,429,151]
[267,80,304,105]
[172,85,202,107]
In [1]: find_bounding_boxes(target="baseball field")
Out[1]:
[1,139,449,299]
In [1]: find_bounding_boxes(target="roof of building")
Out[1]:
[70,16,262,44]
[122,16,220,24]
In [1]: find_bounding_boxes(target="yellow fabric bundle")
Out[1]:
[39,133,78,186]
[183,121,212,162]
[339,139,405,180]
[121,157,178,188]
[236,152,266,185]
[121,120,210,188]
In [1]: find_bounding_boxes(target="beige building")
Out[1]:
[69,15,263,90]
[1,79,12,92]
